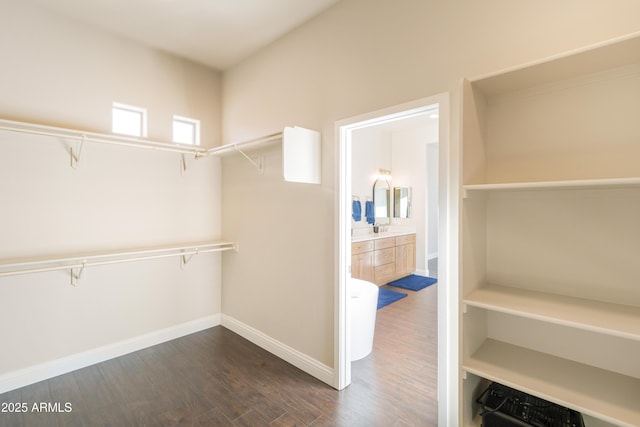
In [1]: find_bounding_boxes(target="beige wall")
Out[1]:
[0,1,222,145]
[0,1,223,377]
[221,0,640,369]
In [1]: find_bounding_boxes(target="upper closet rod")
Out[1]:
[0,118,283,162]
[1,118,314,159]
[1,118,321,183]
[207,132,282,156]
[0,118,208,157]
[206,132,282,174]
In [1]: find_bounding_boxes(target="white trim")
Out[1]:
[334,122,352,390]
[0,314,221,394]
[440,89,459,427]
[414,268,429,277]
[334,98,441,390]
[221,314,334,386]
[335,93,456,425]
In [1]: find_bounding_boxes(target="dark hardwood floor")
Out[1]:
[0,278,438,426]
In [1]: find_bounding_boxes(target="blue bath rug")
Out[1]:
[377,288,408,309]
[387,274,437,292]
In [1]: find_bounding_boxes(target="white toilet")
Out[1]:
[349,278,379,361]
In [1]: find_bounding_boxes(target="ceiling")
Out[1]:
[27,0,342,70]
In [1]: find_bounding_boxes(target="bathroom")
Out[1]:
[347,104,440,367]
[350,107,439,281]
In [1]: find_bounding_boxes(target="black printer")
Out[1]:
[477,382,585,427]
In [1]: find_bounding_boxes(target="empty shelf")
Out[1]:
[464,339,640,427]
[464,284,640,341]
[463,177,640,196]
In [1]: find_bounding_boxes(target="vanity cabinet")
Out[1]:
[351,240,375,282]
[395,234,416,278]
[373,237,396,285]
[351,233,416,285]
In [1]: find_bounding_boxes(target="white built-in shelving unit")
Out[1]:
[460,33,640,427]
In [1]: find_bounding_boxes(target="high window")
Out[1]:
[172,115,200,146]
[112,102,147,138]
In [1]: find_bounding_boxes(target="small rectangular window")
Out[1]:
[112,102,147,137]
[173,115,200,146]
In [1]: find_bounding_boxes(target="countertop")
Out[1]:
[351,229,415,243]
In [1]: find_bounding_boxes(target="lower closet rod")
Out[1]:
[0,246,235,278]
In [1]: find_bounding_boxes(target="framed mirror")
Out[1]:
[393,187,412,218]
[373,178,390,224]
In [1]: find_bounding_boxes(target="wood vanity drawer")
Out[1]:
[351,233,416,285]
[375,263,395,284]
[352,240,374,255]
[374,247,395,266]
[374,237,395,250]
[395,234,416,245]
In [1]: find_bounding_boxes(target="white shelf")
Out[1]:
[461,33,640,427]
[464,339,640,427]
[0,240,236,283]
[464,284,640,341]
[0,118,208,156]
[0,118,321,183]
[463,177,640,196]
[470,32,640,96]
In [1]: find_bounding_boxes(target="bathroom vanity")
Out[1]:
[351,232,416,285]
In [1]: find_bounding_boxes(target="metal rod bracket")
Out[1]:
[234,145,264,174]
[70,261,86,286]
[180,154,188,174]
[70,135,86,169]
[180,248,199,269]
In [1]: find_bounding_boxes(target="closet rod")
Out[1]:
[0,118,208,157]
[0,241,236,279]
[207,132,282,156]
[1,118,295,159]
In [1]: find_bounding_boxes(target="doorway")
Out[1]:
[335,93,453,423]
[349,109,439,277]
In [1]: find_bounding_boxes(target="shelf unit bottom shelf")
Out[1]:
[463,339,640,427]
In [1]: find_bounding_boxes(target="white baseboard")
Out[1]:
[221,314,334,387]
[1,313,336,394]
[0,314,221,394]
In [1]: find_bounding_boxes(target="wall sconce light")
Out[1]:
[377,168,392,181]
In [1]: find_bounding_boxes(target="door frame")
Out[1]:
[334,92,457,425]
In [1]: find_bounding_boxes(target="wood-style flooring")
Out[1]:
[0,279,438,426]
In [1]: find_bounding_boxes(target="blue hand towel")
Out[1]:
[352,200,362,222]
[365,201,375,224]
